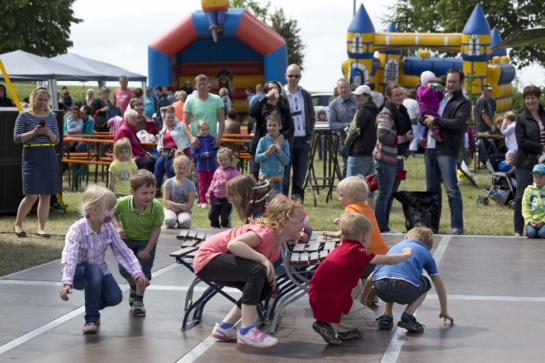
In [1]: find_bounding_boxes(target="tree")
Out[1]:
[0,0,82,57]
[383,0,545,68]
[269,7,306,69]
[230,0,270,23]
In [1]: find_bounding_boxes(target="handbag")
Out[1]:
[364,174,378,192]
[161,147,176,160]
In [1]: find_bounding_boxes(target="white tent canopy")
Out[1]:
[0,50,105,109]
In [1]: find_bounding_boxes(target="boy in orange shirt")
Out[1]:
[323,176,389,305]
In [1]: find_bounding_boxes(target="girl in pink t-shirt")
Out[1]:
[193,197,304,349]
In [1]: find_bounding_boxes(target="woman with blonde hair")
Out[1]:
[85,89,95,106]
[12,87,61,238]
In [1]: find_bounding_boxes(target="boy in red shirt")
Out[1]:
[308,213,413,345]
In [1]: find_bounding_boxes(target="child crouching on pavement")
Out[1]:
[362,227,454,333]
[308,213,413,345]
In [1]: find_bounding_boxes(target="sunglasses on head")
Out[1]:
[288,75,301,78]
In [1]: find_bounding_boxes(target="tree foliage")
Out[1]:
[268,7,306,70]
[383,0,545,68]
[0,0,82,57]
[230,0,306,69]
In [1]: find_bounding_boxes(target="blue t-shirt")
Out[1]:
[372,239,438,286]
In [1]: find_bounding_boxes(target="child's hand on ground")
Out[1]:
[439,311,454,325]
[137,276,150,288]
[60,284,72,301]
[401,247,413,256]
[333,218,340,225]
[116,227,126,238]
[138,250,150,260]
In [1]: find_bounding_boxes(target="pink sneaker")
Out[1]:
[237,327,278,349]
[82,322,97,334]
[211,323,237,341]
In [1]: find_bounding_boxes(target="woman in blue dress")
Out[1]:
[13,87,61,238]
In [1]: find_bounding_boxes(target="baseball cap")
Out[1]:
[532,164,545,175]
[351,85,372,96]
[482,84,493,90]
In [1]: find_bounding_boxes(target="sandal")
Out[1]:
[376,314,393,330]
[312,321,341,345]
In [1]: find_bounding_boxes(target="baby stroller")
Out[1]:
[475,137,516,209]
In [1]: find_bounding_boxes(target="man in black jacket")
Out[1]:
[422,68,471,235]
[281,64,315,203]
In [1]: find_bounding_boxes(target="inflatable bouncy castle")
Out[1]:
[343,3,515,116]
[148,5,288,114]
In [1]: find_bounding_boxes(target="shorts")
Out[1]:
[118,239,156,280]
[374,276,431,305]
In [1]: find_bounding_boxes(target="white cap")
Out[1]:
[351,85,372,96]
[420,71,436,85]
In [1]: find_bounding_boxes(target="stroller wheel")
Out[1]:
[483,197,489,205]
[476,197,485,206]
[508,200,515,210]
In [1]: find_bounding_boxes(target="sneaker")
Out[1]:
[82,322,97,334]
[514,232,522,237]
[376,314,393,330]
[312,321,341,345]
[430,131,442,142]
[418,139,427,149]
[397,312,425,333]
[132,301,146,317]
[211,323,237,341]
[237,327,278,349]
[450,228,463,235]
[338,328,364,341]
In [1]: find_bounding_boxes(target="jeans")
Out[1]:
[283,137,310,203]
[146,147,160,160]
[346,155,375,198]
[74,141,87,152]
[424,149,464,230]
[72,264,123,323]
[514,168,534,234]
[526,224,545,238]
[339,142,349,180]
[153,155,174,187]
[374,158,403,232]
[118,240,156,280]
[374,276,431,305]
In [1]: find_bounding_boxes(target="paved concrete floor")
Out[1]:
[0,229,542,363]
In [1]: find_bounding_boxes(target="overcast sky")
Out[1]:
[67,0,544,92]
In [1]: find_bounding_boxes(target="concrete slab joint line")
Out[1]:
[379,235,451,363]
[0,262,180,356]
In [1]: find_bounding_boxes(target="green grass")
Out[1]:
[0,153,514,277]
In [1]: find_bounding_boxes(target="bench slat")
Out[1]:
[305,242,321,252]
[169,246,199,258]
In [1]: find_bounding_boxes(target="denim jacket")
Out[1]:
[157,123,190,152]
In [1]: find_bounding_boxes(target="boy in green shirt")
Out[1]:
[113,170,164,316]
[522,164,545,238]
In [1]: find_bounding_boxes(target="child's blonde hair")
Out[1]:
[337,176,369,203]
[197,120,209,130]
[217,147,236,166]
[173,149,191,168]
[79,185,117,217]
[504,110,517,121]
[124,109,137,120]
[113,137,133,160]
[340,213,372,241]
[130,169,156,191]
[317,109,327,120]
[495,116,504,126]
[227,174,257,220]
[252,196,302,235]
[405,227,434,250]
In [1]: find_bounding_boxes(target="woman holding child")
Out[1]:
[248,81,294,179]
[513,85,545,236]
[373,84,414,233]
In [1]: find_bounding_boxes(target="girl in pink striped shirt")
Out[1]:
[60,185,149,334]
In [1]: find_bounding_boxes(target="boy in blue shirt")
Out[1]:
[255,114,290,194]
[362,227,453,333]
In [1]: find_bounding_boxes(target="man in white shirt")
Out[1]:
[281,64,315,204]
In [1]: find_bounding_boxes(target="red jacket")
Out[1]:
[114,121,147,159]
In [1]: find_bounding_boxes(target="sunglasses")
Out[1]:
[287,75,301,78]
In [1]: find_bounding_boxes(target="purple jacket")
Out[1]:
[417,86,443,118]
[190,134,218,172]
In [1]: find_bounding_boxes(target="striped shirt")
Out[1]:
[61,218,144,285]
[13,111,60,144]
